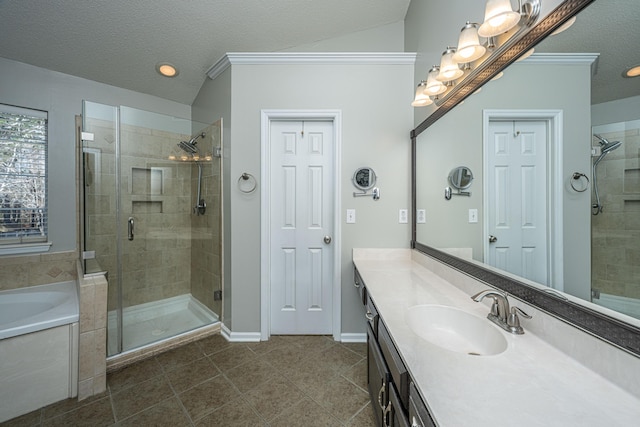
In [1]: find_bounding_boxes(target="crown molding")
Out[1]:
[523,52,600,75]
[206,52,417,79]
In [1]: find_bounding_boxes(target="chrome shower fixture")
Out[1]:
[592,134,622,215]
[176,132,207,216]
[177,132,205,154]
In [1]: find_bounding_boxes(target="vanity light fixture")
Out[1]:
[551,15,576,35]
[623,65,640,78]
[156,62,179,78]
[515,48,535,62]
[424,66,447,96]
[411,81,433,107]
[437,47,465,82]
[478,0,522,38]
[453,22,487,64]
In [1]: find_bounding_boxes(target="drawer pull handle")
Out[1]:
[378,381,386,410]
[383,400,393,427]
[365,311,375,321]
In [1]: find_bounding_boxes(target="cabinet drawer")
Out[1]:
[378,321,409,412]
[409,382,436,427]
[365,292,379,336]
[354,267,366,305]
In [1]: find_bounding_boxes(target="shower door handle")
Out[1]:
[128,217,134,241]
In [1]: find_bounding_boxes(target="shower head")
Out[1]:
[177,132,206,155]
[593,134,609,146]
[601,139,622,154]
[178,140,198,154]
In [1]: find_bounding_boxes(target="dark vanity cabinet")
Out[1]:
[356,267,437,427]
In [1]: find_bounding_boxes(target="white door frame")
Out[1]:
[483,109,564,290]
[260,109,342,341]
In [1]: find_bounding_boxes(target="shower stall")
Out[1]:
[81,101,222,357]
[591,119,640,320]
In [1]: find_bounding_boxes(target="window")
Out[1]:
[0,104,48,247]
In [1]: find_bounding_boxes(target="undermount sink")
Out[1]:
[405,305,508,356]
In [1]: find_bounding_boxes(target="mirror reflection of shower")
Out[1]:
[177,132,207,215]
[592,134,622,215]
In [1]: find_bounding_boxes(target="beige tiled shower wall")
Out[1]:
[592,127,640,300]
[190,121,222,315]
[0,250,77,291]
[84,118,194,310]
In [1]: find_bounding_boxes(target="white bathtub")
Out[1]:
[0,280,79,339]
[0,281,79,422]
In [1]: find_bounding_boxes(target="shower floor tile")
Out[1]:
[8,335,375,427]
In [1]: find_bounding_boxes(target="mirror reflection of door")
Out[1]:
[486,119,548,285]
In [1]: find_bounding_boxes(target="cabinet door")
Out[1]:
[409,383,436,427]
[367,324,390,427]
[385,383,410,427]
[378,321,409,412]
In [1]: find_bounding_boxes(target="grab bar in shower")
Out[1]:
[128,217,134,241]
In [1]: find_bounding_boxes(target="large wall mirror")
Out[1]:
[412,0,640,356]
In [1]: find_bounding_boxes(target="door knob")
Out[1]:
[323,235,332,244]
[489,235,497,243]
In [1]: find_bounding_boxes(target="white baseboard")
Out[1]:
[221,324,261,342]
[341,333,366,343]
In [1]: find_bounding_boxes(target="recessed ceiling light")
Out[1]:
[156,62,179,78]
[623,65,640,78]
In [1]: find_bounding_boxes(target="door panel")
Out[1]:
[270,120,334,334]
[487,120,548,285]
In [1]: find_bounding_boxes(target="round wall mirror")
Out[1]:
[448,166,473,190]
[352,167,377,191]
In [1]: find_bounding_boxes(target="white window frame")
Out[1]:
[0,104,51,255]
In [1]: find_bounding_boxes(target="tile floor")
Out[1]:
[3,334,377,426]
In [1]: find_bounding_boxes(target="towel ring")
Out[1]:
[570,172,589,193]
[238,172,257,193]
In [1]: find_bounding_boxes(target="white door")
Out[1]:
[269,120,334,334]
[487,120,548,284]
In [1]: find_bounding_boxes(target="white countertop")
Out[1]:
[353,249,640,427]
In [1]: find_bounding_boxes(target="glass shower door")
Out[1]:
[82,101,221,357]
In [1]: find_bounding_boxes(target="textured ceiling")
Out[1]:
[0,0,410,105]
[535,0,640,104]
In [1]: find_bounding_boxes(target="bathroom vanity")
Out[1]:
[353,249,640,426]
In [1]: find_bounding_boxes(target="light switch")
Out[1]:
[346,209,356,224]
[417,209,426,224]
[399,209,408,224]
[469,208,478,223]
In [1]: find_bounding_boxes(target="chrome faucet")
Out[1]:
[471,290,531,334]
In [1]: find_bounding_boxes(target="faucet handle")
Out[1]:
[507,306,531,334]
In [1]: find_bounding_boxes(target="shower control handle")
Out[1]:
[128,217,134,241]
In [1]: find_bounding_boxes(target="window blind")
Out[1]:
[0,104,48,244]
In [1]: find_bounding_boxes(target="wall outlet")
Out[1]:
[468,208,478,223]
[346,209,356,224]
[399,209,408,224]
[417,209,426,224]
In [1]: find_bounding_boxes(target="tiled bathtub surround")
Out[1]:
[78,271,108,400]
[3,335,375,426]
[0,250,77,291]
